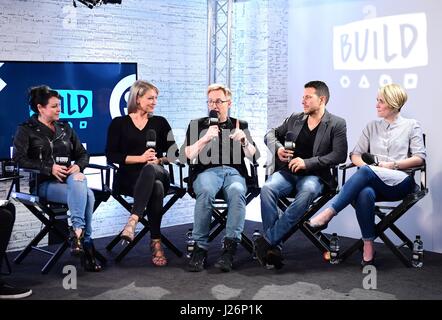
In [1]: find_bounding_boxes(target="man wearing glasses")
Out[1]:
[255,80,348,269]
[182,84,259,272]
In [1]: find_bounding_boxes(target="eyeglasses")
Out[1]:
[207,99,229,107]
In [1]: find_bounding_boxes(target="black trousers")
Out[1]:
[132,164,169,239]
[0,202,15,274]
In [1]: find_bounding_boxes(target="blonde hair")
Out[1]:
[207,83,232,100]
[379,83,408,112]
[127,80,159,114]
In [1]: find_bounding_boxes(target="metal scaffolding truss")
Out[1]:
[207,0,233,87]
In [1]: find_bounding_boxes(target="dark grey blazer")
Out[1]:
[265,110,348,188]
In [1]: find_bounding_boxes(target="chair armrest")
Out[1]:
[338,163,356,170]
[16,167,42,193]
[338,162,427,189]
[87,163,112,170]
[19,167,42,174]
[172,159,186,167]
[402,165,425,175]
[105,162,119,170]
[338,163,356,185]
[402,164,427,190]
[86,163,113,192]
[168,160,186,189]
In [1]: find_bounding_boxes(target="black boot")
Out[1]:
[82,242,102,272]
[187,243,207,272]
[254,236,271,267]
[266,246,284,270]
[215,238,238,272]
[69,228,84,256]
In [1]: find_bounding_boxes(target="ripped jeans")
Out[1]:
[38,173,95,243]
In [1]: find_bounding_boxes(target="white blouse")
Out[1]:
[350,115,426,186]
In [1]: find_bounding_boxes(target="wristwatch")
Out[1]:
[393,161,399,170]
[241,139,249,148]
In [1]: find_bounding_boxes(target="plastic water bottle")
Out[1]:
[186,228,195,259]
[252,229,261,260]
[411,235,424,268]
[329,233,340,264]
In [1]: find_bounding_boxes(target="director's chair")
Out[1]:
[264,165,341,255]
[11,165,110,274]
[105,161,186,261]
[186,160,260,254]
[338,161,428,267]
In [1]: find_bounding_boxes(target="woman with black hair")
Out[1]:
[13,85,102,272]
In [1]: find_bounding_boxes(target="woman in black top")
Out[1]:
[106,80,177,267]
[13,85,101,272]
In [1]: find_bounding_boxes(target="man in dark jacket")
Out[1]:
[256,80,348,268]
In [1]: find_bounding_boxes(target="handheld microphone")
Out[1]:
[284,131,296,161]
[361,153,379,165]
[208,110,219,126]
[146,129,156,150]
[51,132,71,166]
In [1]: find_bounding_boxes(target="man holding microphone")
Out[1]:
[256,80,348,269]
[182,84,259,273]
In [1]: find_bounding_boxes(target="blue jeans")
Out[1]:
[330,165,414,240]
[192,166,247,250]
[38,173,95,243]
[260,170,324,246]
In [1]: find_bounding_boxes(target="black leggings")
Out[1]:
[0,203,15,270]
[132,164,169,239]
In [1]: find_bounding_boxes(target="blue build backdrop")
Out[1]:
[0,61,137,159]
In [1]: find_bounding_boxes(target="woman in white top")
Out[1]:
[306,83,426,266]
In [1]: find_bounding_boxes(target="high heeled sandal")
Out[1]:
[151,239,167,267]
[121,217,137,243]
[70,228,84,256]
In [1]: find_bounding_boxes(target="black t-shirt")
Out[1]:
[295,119,319,160]
[181,117,259,180]
[105,115,177,194]
[281,119,319,175]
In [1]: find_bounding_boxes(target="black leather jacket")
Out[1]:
[13,114,89,188]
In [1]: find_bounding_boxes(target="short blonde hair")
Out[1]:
[379,83,408,112]
[207,83,232,100]
[127,80,159,114]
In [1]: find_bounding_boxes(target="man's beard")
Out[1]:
[304,106,319,116]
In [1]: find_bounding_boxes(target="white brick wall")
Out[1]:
[1,0,290,251]
[231,0,289,187]
[267,0,289,130]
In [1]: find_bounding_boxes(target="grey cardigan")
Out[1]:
[265,110,348,188]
